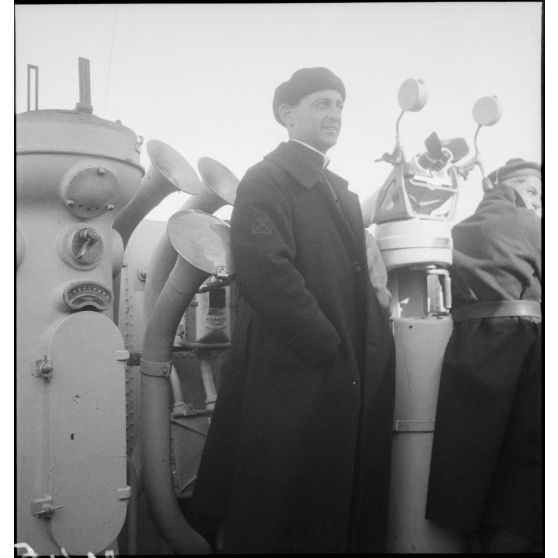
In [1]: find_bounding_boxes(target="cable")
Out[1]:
[103,5,119,116]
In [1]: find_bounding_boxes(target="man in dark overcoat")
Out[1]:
[425,159,542,553]
[191,67,395,553]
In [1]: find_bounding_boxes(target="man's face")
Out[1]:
[280,89,344,153]
[503,174,542,216]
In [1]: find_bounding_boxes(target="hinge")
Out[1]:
[115,349,130,362]
[33,356,53,382]
[31,496,63,519]
[117,486,131,500]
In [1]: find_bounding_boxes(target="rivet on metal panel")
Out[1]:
[106,203,115,211]
[34,356,53,381]
[66,199,76,208]
[97,167,106,175]
[115,350,130,362]
[117,486,132,500]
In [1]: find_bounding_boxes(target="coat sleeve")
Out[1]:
[520,211,541,285]
[230,167,341,366]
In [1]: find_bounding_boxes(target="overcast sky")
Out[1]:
[15,2,542,224]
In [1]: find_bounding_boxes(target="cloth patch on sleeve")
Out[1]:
[251,216,274,235]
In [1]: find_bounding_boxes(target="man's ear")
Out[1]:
[278,103,295,127]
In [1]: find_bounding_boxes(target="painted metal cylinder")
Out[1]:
[376,220,453,271]
[384,262,467,553]
[387,316,467,553]
[16,109,143,555]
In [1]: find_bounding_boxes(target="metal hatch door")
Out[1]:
[45,311,129,555]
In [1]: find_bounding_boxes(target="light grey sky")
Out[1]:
[15,2,542,224]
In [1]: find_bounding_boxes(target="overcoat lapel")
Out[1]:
[323,171,365,257]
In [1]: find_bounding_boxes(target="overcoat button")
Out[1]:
[352,260,363,273]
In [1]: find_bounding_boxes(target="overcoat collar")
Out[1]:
[264,141,349,192]
[265,141,364,261]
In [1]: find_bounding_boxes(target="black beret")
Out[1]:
[488,158,541,186]
[272,67,346,126]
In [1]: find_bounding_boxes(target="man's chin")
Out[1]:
[318,138,338,153]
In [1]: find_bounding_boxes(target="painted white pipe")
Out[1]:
[140,257,211,554]
[140,210,232,554]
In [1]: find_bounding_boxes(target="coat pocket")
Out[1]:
[261,337,321,390]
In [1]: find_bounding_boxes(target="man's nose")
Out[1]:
[326,106,342,120]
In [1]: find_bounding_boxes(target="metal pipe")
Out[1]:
[142,231,181,321]
[113,140,203,250]
[169,364,186,407]
[113,171,177,249]
[395,109,405,160]
[126,457,138,555]
[140,257,211,554]
[199,359,217,411]
[112,140,203,324]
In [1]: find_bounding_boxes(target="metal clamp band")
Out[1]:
[451,300,541,324]
[140,359,172,378]
[393,420,435,433]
